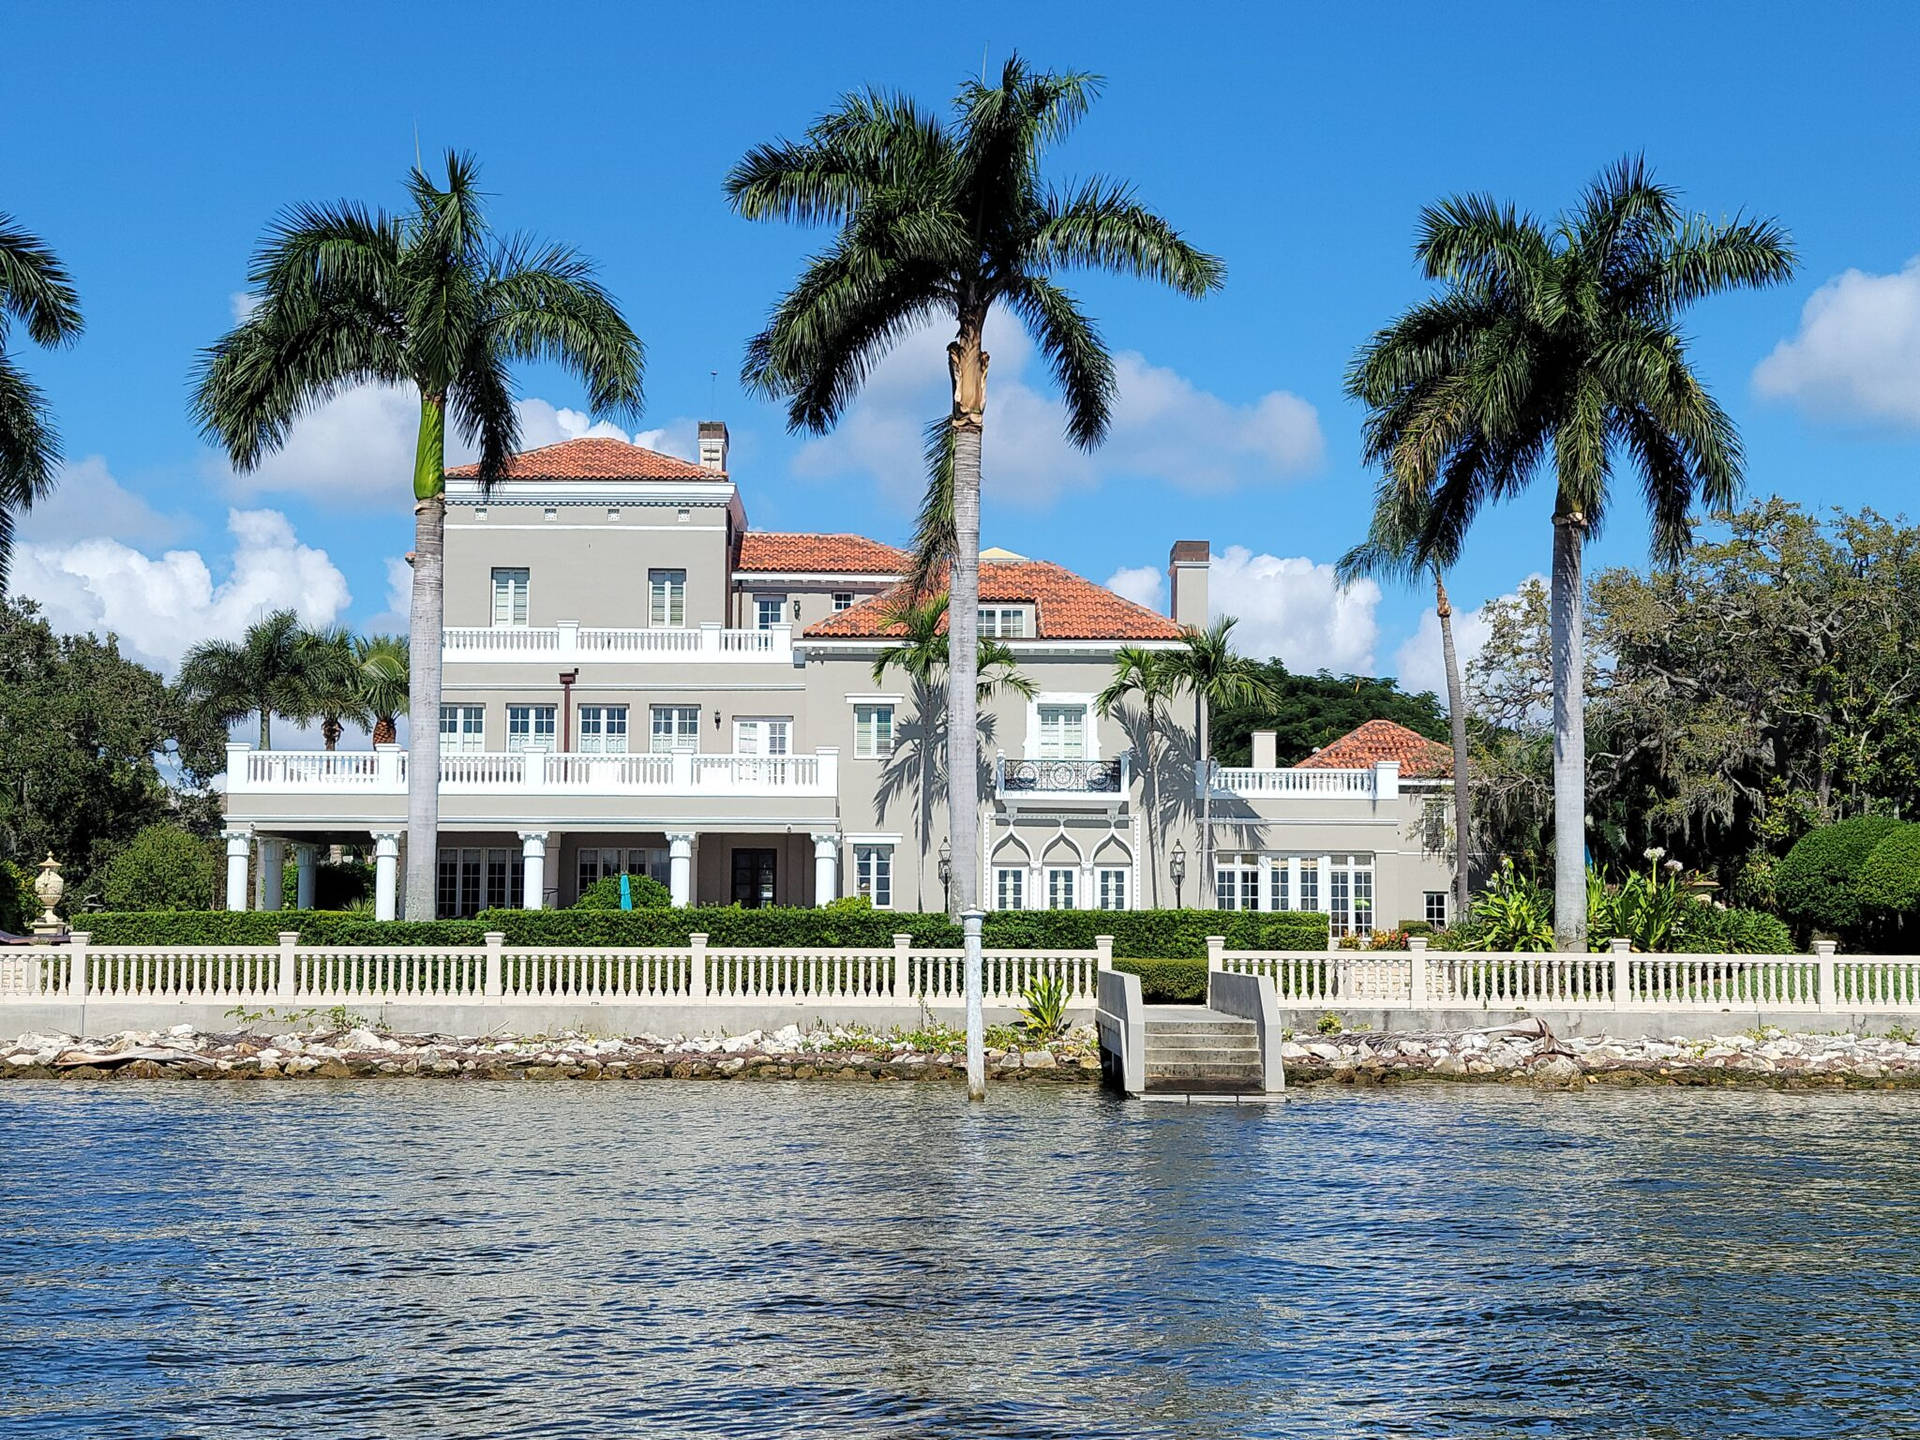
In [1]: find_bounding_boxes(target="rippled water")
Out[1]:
[2,1080,1915,1438]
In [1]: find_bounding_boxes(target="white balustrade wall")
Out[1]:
[228,745,837,797]
[442,623,792,664]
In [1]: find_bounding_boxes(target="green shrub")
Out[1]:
[1856,823,1920,931]
[98,825,219,912]
[83,912,487,946]
[1671,903,1795,955]
[1775,816,1904,940]
[572,873,673,910]
[0,860,35,933]
[1112,957,1208,1003]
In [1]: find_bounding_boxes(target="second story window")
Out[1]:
[1037,704,1087,760]
[832,592,855,612]
[506,703,556,752]
[853,703,894,759]
[979,606,1028,637]
[491,568,529,628]
[439,704,484,754]
[650,704,700,753]
[734,717,791,756]
[649,569,686,627]
[755,594,786,630]
[578,705,629,754]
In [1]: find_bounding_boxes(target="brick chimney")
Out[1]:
[697,420,729,474]
[1168,540,1209,629]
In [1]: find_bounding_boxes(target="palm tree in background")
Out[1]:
[194,152,645,918]
[354,634,409,747]
[872,592,1034,912]
[179,610,314,751]
[1349,157,1795,948]
[291,625,367,751]
[1096,646,1179,907]
[1338,491,1472,916]
[0,215,83,586]
[728,56,1223,938]
[1163,617,1277,907]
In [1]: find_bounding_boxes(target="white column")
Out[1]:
[294,844,317,910]
[811,832,839,907]
[519,831,549,910]
[222,828,252,912]
[258,838,285,911]
[1288,856,1303,913]
[1078,862,1095,910]
[1257,855,1273,913]
[667,831,694,908]
[373,830,401,922]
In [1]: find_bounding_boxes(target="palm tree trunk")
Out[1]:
[1550,509,1587,951]
[404,392,447,922]
[373,716,397,747]
[1144,697,1161,908]
[947,324,986,1102]
[1198,693,1213,908]
[259,707,271,752]
[322,717,342,752]
[1434,568,1472,916]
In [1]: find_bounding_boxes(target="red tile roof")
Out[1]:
[446,436,714,481]
[736,533,908,574]
[1295,719,1453,777]
[805,559,1185,641]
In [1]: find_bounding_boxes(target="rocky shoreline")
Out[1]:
[4,1020,1919,1088]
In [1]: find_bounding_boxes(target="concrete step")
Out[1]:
[1145,1060,1264,1082]
[1145,1043,1260,1065]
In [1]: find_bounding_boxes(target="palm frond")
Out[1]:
[1036,178,1225,297]
[0,214,83,348]
[1003,273,1114,448]
[907,415,955,596]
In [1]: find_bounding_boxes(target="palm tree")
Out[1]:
[728,56,1222,934]
[193,152,644,918]
[289,625,367,751]
[1096,646,1178,907]
[1348,156,1795,948]
[1338,491,1472,916]
[179,610,315,751]
[0,215,83,586]
[1163,617,1278,907]
[354,634,409,747]
[872,592,1034,912]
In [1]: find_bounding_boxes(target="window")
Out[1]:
[755,594,786,630]
[1269,863,1290,913]
[1216,859,1259,911]
[996,867,1026,911]
[832,592,855,612]
[648,569,686,627]
[1425,890,1450,926]
[650,705,700,753]
[854,845,893,908]
[578,705,629,754]
[1097,867,1128,911]
[1298,858,1319,912]
[578,847,670,897]
[1037,703,1088,760]
[979,606,1028,637]
[491,568,529,627]
[853,703,894,759]
[438,847,522,918]
[1322,853,1376,938]
[439,704,484,754]
[1047,867,1077,910]
[734,717,792,756]
[506,704,556,752]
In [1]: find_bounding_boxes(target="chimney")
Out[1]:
[1251,730,1278,769]
[1168,540,1209,629]
[697,420,729,474]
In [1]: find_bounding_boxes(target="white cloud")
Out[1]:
[1391,575,1545,707]
[229,291,261,323]
[1208,547,1380,673]
[217,386,692,504]
[1105,564,1165,611]
[17,455,193,547]
[792,312,1322,508]
[13,508,352,674]
[1754,256,1920,425]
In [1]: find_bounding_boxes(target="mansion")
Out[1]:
[219,427,1456,933]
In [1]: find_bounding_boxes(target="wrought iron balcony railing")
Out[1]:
[994,754,1129,804]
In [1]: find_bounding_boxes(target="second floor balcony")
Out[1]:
[227,744,838,798]
[994,752,1130,811]
[1206,760,1404,801]
[442,623,794,665]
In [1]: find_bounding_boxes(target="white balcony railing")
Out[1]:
[1207,760,1401,800]
[227,745,837,798]
[442,623,794,664]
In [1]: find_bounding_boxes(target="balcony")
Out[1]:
[227,745,838,798]
[994,753,1130,811]
[1207,760,1401,800]
[442,623,794,664]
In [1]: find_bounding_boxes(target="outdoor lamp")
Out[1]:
[1169,842,1187,886]
[937,838,952,887]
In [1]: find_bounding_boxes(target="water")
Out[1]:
[1,1081,1914,1439]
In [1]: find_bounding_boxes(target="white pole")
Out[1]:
[964,907,986,1101]
[373,831,401,922]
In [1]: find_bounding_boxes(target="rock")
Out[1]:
[1431,1054,1466,1076]
[1021,1050,1057,1070]
[1530,1055,1583,1086]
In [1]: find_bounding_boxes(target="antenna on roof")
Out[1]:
[709,369,718,414]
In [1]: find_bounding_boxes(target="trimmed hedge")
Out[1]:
[1857,823,1920,923]
[1671,903,1795,955]
[1775,816,1904,941]
[1113,957,1208,1003]
[572,874,673,910]
[79,906,1331,955]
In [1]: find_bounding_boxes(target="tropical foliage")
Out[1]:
[98,823,219,912]
[1162,617,1277,905]
[0,213,83,587]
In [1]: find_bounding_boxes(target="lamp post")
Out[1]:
[938,838,952,910]
[1170,841,1187,910]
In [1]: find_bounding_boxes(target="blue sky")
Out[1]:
[9,0,1920,696]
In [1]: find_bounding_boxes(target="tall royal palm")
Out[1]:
[1338,490,1472,916]
[728,56,1223,932]
[1349,157,1794,949]
[1164,618,1276,907]
[1096,646,1177,907]
[0,215,83,586]
[194,153,644,918]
